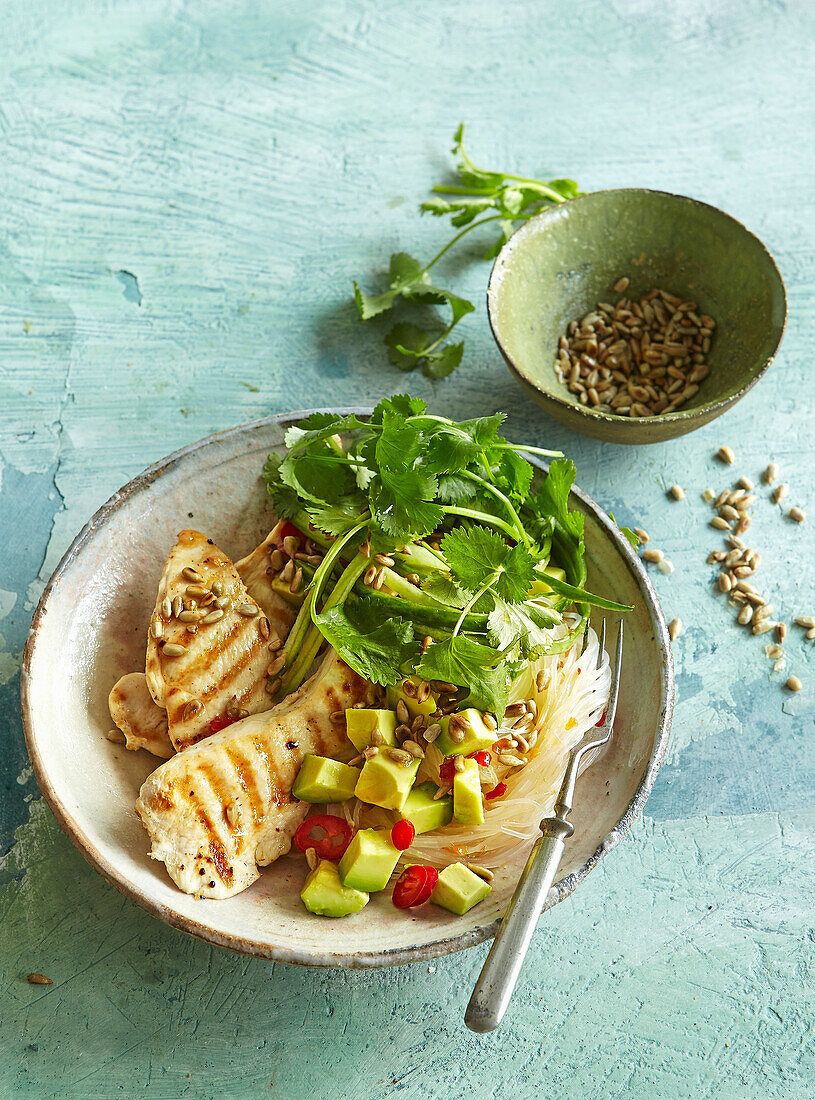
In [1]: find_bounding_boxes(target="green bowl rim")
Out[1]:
[486,187,788,428]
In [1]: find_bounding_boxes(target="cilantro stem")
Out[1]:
[453,577,495,636]
[421,214,507,273]
[491,443,563,458]
[442,506,518,541]
[460,471,531,547]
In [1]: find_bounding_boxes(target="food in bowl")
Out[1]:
[553,277,716,417]
[110,397,630,919]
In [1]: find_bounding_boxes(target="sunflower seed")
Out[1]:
[106,727,126,743]
[372,567,386,590]
[162,643,187,657]
[668,618,683,640]
[182,567,203,583]
[27,973,53,985]
[433,784,452,801]
[171,596,183,617]
[466,864,495,883]
[305,847,318,871]
[424,723,442,743]
[762,462,778,484]
[776,623,787,643]
[161,597,173,618]
[737,476,754,491]
[498,752,527,768]
[718,574,732,593]
[235,602,258,617]
[483,711,499,729]
[789,507,806,523]
[401,678,417,697]
[266,677,281,695]
[330,710,345,724]
[717,445,735,464]
[794,616,815,628]
[785,675,802,692]
[267,652,286,677]
[737,605,753,625]
[710,516,731,530]
[150,619,163,639]
[701,488,715,502]
[402,740,425,759]
[183,700,204,722]
[185,584,209,599]
[202,608,224,624]
[808,628,815,640]
[670,485,685,501]
[707,551,726,563]
[633,527,650,543]
[643,548,664,562]
[283,535,299,559]
[752,621,777,636]
[771,483,789,504]
[178,609,201,623]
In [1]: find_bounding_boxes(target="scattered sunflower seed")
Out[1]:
[305,847,318,871]
[670,485,685,501]
[466,864,495,883]
[788,507,806,523]
[657,558,674,575]
[737,605,753,625]
[771,484,789,504]
[668,618,683,640]
[642,548,664,563]
[702,488,715,502]
[717,445,735,464]
[752,621,777,636]
[182,567,203,583]
[27,973,52,985]
[762,463,778,484]
[710,516,731,530]
[633,527,650,543]
[794,616,815,629]
[235,602,258,617]
[737,476,754,491]
[161,643,187,657]
[785,676,802,692]
[106,727,126,743]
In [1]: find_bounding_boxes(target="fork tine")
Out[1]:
[596,618,606,671]
[604,620,624,730]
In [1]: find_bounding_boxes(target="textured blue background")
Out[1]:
[1,1,813,1096]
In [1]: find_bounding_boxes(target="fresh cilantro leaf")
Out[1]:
[419,573,468,609]
[371,394,427,422]
[369,469,444,541]
[422,341,464,379]
[416,634,519,716]
[493,450,533,502]
[532,458,584,551]
[261,454,303,519]
[375,410,421,474]
[278,447,352,506]
[424,413,505,472]
[609,513,640,549]
[284,413,367,455]
[442,526,535,602]
[436,473,477,503]
[306,496,367,537]
[488,597,559,653]
[314,605,420,686]
[384,323,427,370]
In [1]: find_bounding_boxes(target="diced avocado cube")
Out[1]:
[432,862,492,915]
[338,828,401,892]
[386,675,438,719]
[401,781,453,834]
[292,755,359,803]
[453,757,484,825]
[345,708,398,752]
[435,708,497,758]
[301,859,369,917]
[354,750,420,811]
[528,566,566,598]
[270,574,307,606]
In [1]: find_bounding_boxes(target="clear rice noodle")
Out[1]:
[326,622,610,872]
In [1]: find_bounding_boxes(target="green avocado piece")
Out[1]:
[453,757,484,825]
[338,828,402,892]
[354,750,420,811]
[270,573,307,606]
[435,708,497,758]
[292,755,359,803]
[401,781,453,834]
[345,708,398,752]
[385,675,438,719]
[432,862,492,915]
[528,565,566,598]
[301,859,369,917]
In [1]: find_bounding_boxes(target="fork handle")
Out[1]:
[465,816,573,1034]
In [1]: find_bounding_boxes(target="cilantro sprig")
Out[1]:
[263,398,629,717]
[353,125,579,378]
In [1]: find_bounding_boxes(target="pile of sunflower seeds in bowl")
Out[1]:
[553,277,716,417]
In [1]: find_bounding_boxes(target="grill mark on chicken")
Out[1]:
[183,767,234,886]
[223,746,261,827]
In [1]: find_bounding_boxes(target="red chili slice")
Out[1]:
[274,520,306,550]
[294,814,353,861]
[209,714,239,734]
[392,864,439,909]
[468,751,491,766]
[485,782,507,801]
[596,710,606,727]
[391,820,416,851]
[439,758,456,782]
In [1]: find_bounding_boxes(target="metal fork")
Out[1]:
[465,619,624,1033]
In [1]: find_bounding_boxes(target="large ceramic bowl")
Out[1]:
[22,412,673,967]
[488,189,787,444]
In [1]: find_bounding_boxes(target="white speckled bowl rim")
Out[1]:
[22,411,674,968]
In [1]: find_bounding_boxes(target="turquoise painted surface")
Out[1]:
[1,1,813,1096]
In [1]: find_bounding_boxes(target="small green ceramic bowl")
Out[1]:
[487,188,787,444]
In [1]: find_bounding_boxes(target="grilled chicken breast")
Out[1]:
[110,525,297,757]
[109,673,174,759]
[136,653,378,899]
[146,529,294,752]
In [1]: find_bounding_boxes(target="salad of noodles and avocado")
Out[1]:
[126,396,630,918]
